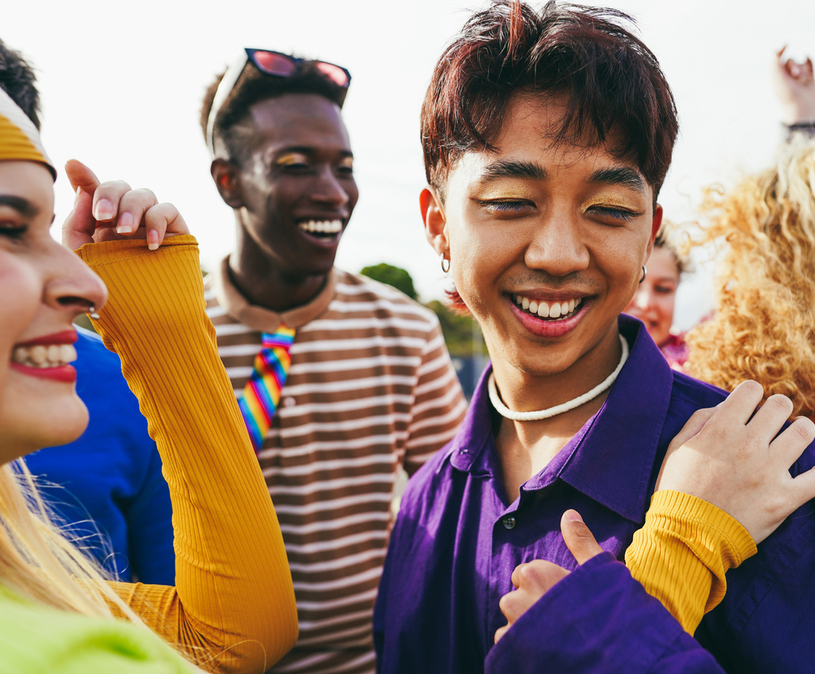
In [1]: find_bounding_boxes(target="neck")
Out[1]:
[230,219,329,313]
[491,325,624,502]
[491,326,623,414]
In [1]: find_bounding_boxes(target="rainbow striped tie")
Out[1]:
[238,324,296,453]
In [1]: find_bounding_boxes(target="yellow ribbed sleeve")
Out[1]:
[625,490,757,635]
[75,235,298,673]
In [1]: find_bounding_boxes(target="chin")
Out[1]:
[0,397,89,464]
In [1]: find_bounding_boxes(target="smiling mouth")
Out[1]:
[12,343,78,369]
[297,219,343,240]
[512,294,584,320]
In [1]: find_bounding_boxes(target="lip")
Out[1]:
[15,329,78,348]
[10,361,77,383]
[508,294,592,338]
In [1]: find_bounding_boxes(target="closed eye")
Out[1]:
[587,206,639,222]
[0,222,28,240]
[476,199,534,215]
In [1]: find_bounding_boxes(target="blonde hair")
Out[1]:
[0,459,144,619]
[686,138,815,417]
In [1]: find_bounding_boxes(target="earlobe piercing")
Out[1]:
[639,265,647,284]
[440,254,451,274]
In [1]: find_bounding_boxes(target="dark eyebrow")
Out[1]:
[0,195,39,218]
[480,160,547,182]
[589,167,646,193]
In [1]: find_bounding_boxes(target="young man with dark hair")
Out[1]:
[0,37,175,585]
[200,50,467,674]
[373,3,815,672]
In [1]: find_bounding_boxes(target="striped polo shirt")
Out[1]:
[205,260,467,674]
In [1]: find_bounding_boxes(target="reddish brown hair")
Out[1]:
[421,0,678,201]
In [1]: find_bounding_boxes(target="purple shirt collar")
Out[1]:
[442,315,673,524]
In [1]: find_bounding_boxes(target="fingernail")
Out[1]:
[147,229,160,251]
[93,198,114,221]
[74,186,83,204]
[117,212,134,234]
[565,510,583,523]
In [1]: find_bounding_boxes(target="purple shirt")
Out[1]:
[374,316,815,673]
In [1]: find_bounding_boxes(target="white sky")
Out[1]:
[5,0,814,329]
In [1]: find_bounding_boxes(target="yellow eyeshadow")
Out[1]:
[472,184,537,201]
[581,194,640,212]
[275,153,308,166]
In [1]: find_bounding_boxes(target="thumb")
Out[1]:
[61,186,96,250]
[561,510,603,565]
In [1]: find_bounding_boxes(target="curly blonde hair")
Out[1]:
[686,137,815,417]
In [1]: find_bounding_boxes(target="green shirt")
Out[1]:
[0,585,194,674]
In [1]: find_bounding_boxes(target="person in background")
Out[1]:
[201,49,466,674]
[686,51,815,418]
[623,226,688,371]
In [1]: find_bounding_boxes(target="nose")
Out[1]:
[524,209,590,277]
[44,242,108,318]
[309,167,351,209]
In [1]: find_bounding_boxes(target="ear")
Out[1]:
[420,186,449,257]
[210,159,244,209]
[644,204,663,262]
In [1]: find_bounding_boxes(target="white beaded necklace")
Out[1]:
[488,335,629,421]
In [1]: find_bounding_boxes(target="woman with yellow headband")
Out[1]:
[0,43,296,672]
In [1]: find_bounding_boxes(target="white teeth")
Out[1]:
[11,343,77,369]
[513,295,583,320]
[298,219,342,234]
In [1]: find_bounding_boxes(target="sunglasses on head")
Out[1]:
[206,48,352,155]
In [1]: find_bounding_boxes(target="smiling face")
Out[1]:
[624,246,680,347]
[229,93,358,278]
[0,160,107,464]
[422,93,661,405]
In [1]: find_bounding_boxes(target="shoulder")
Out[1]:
[669,370,728,409]
[332,270,440,329]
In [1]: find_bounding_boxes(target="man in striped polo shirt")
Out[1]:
[199,52,467,674]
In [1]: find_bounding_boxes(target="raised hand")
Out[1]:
[62,160,189,250]
[656,380,815,544]
[774,46,815,125]
[494,510,603,643]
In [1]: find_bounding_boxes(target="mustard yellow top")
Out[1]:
[76,235,298,672]
[626,489,757,635]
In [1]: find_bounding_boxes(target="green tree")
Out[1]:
[425,300,489,358]
[359,263,418,300]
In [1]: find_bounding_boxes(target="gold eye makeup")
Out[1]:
[275,152,310,167]
[580,194,641,213]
